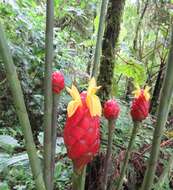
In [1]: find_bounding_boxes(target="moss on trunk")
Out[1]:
[97,0,125,101]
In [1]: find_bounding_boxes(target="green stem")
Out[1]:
[102,119,115,190]
[92,0,109,78]
[72,166,86,190]
[153,154,173,190]
[116,121,140,190]
[43,0,54,189]
[141,25,173,190]
[51,94,59,189]
[0,24,45,190]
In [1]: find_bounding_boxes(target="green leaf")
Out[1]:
[115,56,147,85]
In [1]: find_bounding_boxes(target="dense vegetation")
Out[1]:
[0,0,173,190]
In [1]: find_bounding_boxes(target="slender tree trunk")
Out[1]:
[97,0,125,101]
[150,60,165,114]
[150,28,169,114]
[43,0,54,189]
[0,24,46,190]
[141,25,173,190]
[91,0,109,78]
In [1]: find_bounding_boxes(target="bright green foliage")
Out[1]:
[115,55,147,85]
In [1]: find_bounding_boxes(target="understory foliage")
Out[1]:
[0,0,173,190]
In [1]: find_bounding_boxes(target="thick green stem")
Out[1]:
[116,121,140,190]
[51,94,59,189]
[92,0,109,78]
[43,0,54,189]
[141,25,173,190]
[72,166,86,190]
[153,154,173,190]
[102,119,115,190]
[0,24,45,190]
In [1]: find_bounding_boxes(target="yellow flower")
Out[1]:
[86,77,102,117]
[143,86,150,101]
[132,85,150,101]
[66,85,82,117]
[66,78,102,118]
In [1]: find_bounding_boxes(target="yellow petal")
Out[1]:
[145,85,150,92]
[66,86,72,95]
[66,85,81,100]
[90,86,101,95]
[92,95,102,116]
[89,77,96,88]
[86,95,102,117]
[132,85,150,101]
[87,77,97,95]
[144,86,150,101]
[132,89,141,98]
[67,100,81,117]
[86,77,102,116]
[66,84,82,117]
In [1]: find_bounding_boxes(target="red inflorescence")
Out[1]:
[52,71,65,94]
[64,92,100,171]
[103,99,120,120]
[130,90,150,121]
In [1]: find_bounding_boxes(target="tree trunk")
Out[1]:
[97,0,125,101]
[150,60,165,114]
[91,0,109,78]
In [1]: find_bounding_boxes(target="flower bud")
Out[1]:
[130,87,150,121]
[103,99,120,120]
[52,71,65,94]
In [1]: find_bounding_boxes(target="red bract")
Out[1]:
[130,88,150,121]
[103,99,120,120]
[63,78,101,171]
[64,93,100,171]
[52,71,65,94]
